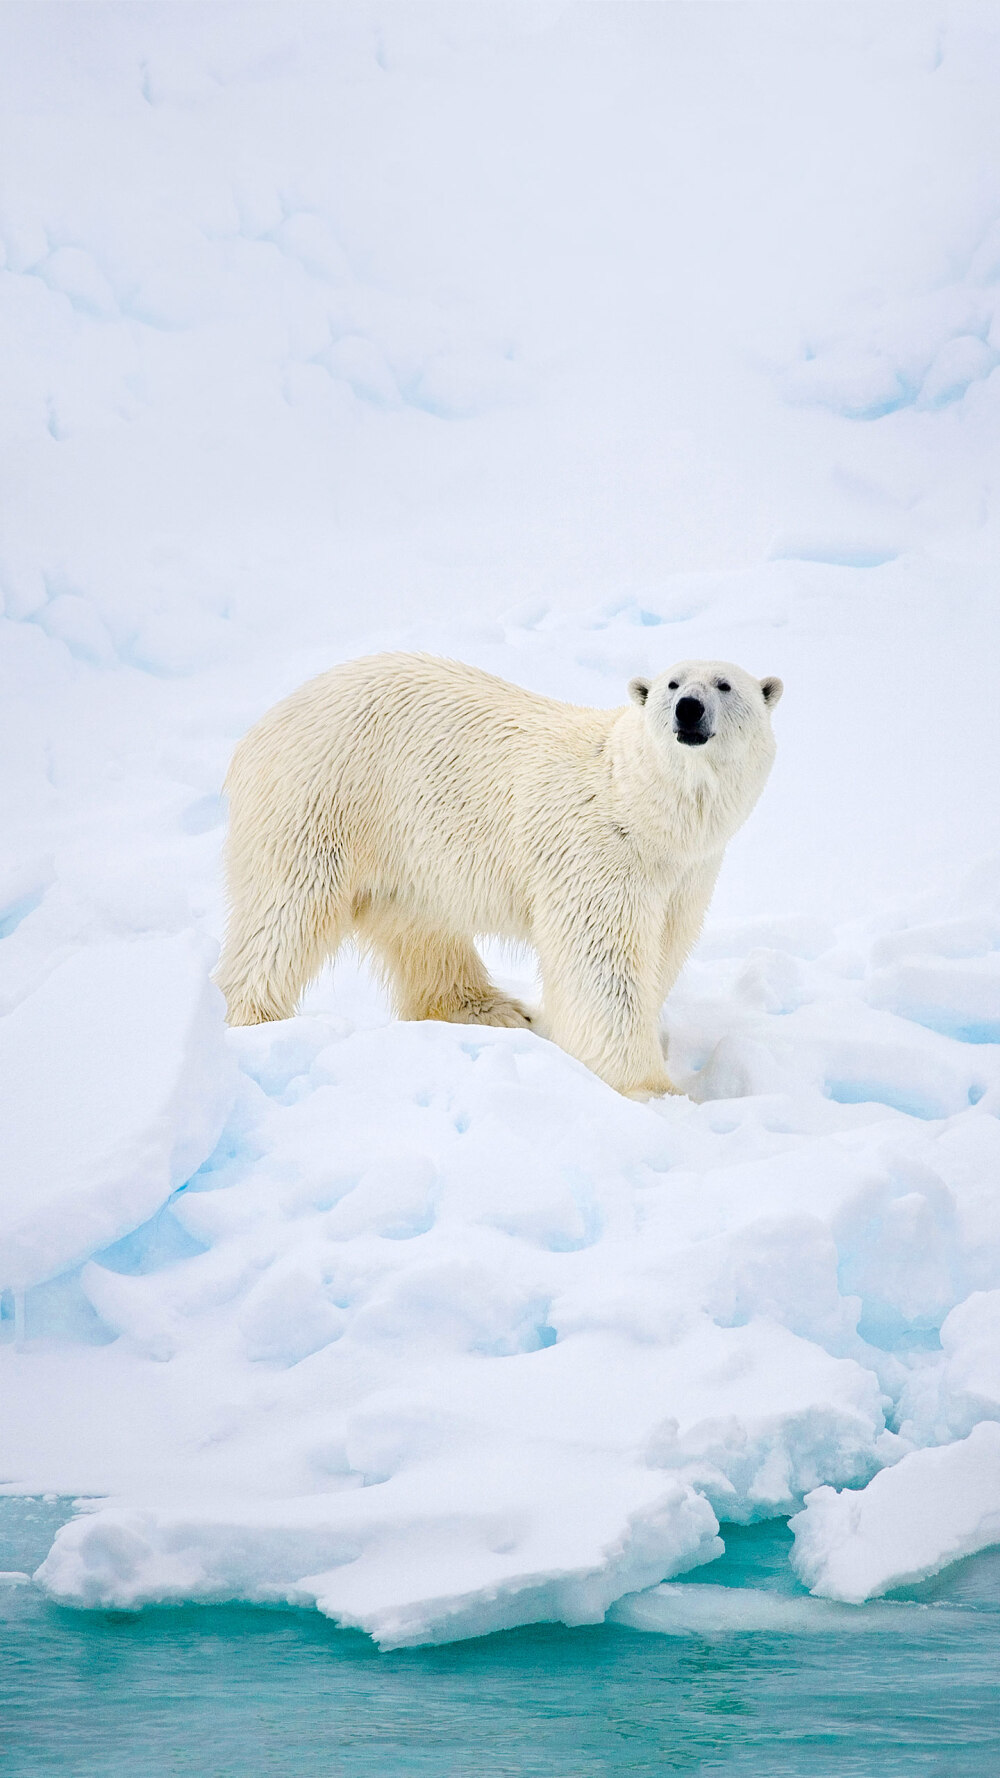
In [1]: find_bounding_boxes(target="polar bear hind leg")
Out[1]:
[216,861,350,1026]
[357,906,532,1028]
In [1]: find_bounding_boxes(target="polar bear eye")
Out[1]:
[715,679,731,693]
[667,681,679,691]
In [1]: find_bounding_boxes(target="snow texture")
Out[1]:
[2,1,1000,1644]
[33,1473,722,1650]
[0,936,233,1292]
[790,1423,1000,1602]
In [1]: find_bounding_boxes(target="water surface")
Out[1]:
[2,1501,997,1776]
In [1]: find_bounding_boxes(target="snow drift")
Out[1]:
[0,935,233,1294]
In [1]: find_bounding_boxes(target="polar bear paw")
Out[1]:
[456,994,533,1029]
[624,1074,683,1102]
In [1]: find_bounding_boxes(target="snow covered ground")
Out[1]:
[2,2,1000,1647]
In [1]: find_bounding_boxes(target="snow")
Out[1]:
[33,1470,722,1650]
[2,1,1000,1646]
[0,935,233,1295]
[790,1422,1000,1603]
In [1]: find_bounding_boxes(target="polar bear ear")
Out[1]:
[760,676,783,707]
[628,677,650,707]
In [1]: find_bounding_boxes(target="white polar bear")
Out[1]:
[217,653,782,1097]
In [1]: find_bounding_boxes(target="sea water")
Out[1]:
[1,1500,996,1777]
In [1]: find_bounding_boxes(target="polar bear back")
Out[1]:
[226,652,616,940]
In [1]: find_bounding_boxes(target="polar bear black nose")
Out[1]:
[675,697,704,729]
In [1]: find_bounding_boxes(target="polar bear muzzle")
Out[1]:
[673,694,712,746]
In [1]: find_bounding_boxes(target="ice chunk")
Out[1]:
[789,1423,1000,1602]
[935,1292,1000,1421]
[897,1290,1000,1445]
[35,1462,721,1649]
[609,1581,942,1636]
[833,1168,961,1349]
[0,936,234,1292]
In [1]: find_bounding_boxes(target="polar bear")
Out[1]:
[217,654,782,1097]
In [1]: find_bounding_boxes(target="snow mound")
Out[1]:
[0,935,233,1292]
[25,1011,894,1639]
[8,883,1000,1634]
[789,1423,1000,1603]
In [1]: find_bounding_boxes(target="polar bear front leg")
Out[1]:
[654,856,723,1075]
[535,901,676,1098]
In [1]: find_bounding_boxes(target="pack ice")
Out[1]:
[3,2,1000,1646]
[11,893,1000,1644]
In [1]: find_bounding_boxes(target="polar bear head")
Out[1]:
[628,660,782,761]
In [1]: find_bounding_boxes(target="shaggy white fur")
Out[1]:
[217,653,782,1096]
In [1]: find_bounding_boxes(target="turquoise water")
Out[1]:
[2,1501,997,1776]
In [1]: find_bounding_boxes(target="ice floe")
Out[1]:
[790,1422,1000,1603]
